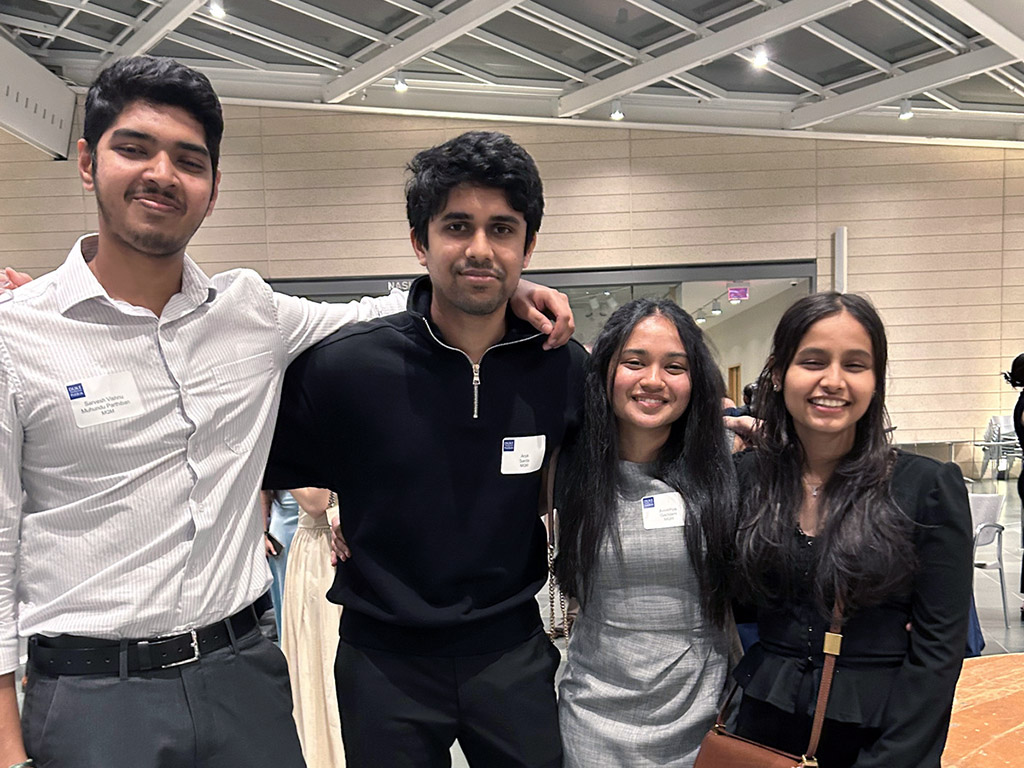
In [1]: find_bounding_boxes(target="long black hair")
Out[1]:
[736,292,914,614]
[554,298,737,628]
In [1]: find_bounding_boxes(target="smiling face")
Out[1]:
[411,183,534,322]
[781,309,876,451]
[78,100,219,261]
[611,313,692,459]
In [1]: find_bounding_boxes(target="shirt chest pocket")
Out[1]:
[209,351,277,454]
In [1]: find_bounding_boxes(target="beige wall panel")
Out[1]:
[261,147,426,173]
[0,195,85,216]
[843,233,1002,256]
[0,231,89,252]
[265,186,404,208]
[202,208,266,227]
[630,134,812,157]
[258,129,449,155]
[0,178,86,198]
[185,242,267,262]
[536,212,630,234]
[818,178,1003,204]
[0,142,54,162]
[0,213,88,235]
[819,198,1002,222]
[1001,340,1024,357]
[545,194,630,215]
[888,339,1001,360]
[817,145,1002,168]
[1005,196,1024,215]
[267,257,422,278]
[890,411,994,430]
[887,375,994,396]
[217,172,267,192]
[272,240,425,260]
[632,222,815,247]
[1003,214,1024,232]
[1005,159,1024,178]
[221,118,261,138]
[534,158,632,180]
[259,112,447,134]
[266,203,403,226]
[189,226,268,246]
[0,159,82,181]
[215,190,267,210]
[1002,232,1024,250]
[524,140,630,162]
[847,252,1002,274]
[885,322,998,344]
[630,169,815,193]
[630,150,815,177]
[890,357,1000,378]
[863,286,1000,308]
[262,167,405,190]
[527,249,633,269]
[1001,321,1024,339]
[878,305,997,325]
[851,269,1000,292]
[632,241,816,265]
[268,222,408,244]
[221,136,263,156]
[632,205,816,229]
[218,154,265,174]
[888,393,1001,412]
[1005,178,1024,195]
[529,231,631,252]
[632,187,816,211]
[546,176,631,197]
[818,215,1001,239]
[1003,267,1024,285]
[818,161,1002,186]
[1003,251,1024,268]
[447,124,618,146]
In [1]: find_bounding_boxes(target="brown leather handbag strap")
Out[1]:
[804,603,844,760]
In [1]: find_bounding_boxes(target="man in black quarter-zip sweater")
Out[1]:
[264,131,587,768]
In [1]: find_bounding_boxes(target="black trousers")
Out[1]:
[22,627,305,768]
[735,695,882,768]
[335,631,562,768]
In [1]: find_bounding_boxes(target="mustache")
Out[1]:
[126,182,183,209]
[456,259,505,279]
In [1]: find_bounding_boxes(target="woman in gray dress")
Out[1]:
[554,298,737,767]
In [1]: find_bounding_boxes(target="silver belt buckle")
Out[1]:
[163,629,200,668]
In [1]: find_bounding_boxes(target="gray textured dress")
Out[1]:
[558,461,729,767]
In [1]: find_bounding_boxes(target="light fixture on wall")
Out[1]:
[610,99,624,121]
[695,309,707,325]
[752,45,769,69]
[209,0,226,18]
[710,299,722,316]
[394,71,409,93]
[898,98,914,120]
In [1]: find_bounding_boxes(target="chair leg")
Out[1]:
[997,531,1009,629]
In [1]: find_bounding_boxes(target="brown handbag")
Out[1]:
[693,605,843,768]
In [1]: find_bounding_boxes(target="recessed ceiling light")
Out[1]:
[898,98,914,120]
[394,71,409,93]
[752,45,769,69]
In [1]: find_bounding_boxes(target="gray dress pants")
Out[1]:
[21,626,305,768]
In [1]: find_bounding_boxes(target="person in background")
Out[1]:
[280,488,345,768]
[0,57,572,768]
[555,298,736,768]
[1003,353,1024,620]
[732,292,972,768]
[260,491,301,638]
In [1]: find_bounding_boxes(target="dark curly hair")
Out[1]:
[84,56,223,177]
[1004,353,1024,388]
[405,131,543,250]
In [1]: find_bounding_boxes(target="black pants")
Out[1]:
[335,631,562,768]
[22,627,304,768]
[735,695,882,768]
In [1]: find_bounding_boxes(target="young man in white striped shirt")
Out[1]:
[0,57,572,768]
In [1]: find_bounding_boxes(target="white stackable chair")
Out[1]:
[969,493,1008,628]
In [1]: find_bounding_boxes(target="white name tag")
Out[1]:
[641,491,686,530]
[500,435,546,475]
[66,371,144,428]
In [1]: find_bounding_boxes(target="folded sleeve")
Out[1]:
[856,461,973,768]
[273,287,407,362]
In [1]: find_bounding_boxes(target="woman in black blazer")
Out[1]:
[731,292,972,768]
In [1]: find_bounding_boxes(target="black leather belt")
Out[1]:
[28,594,272,676]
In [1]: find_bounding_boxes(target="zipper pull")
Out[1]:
[472,363,480,419]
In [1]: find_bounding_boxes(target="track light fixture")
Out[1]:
[610,99,624,121]
[394,71,409,93]
[710,299,722,316]
[898,98,914,120]
[695,309,707,325]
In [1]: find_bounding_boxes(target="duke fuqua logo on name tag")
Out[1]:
[641,491,686,529]
[500,435,546,475]
[66,371,144,428]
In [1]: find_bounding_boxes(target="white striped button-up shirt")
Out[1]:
[0,235,406,672]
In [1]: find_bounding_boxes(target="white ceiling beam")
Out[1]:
[557,0,858,117]
[104,0,204,60]
[0,14,115,51]
[515,2,635,64]
[928,0,1024,61]
[882,0,968,48]
[623,0,702,35]
[787,44,1014,128]
[866,0,958,54]
[166,32,267,70]
[194,11,347,69]
[268,0,382,42]
[322,0,523,103]
[469,28,588,80]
